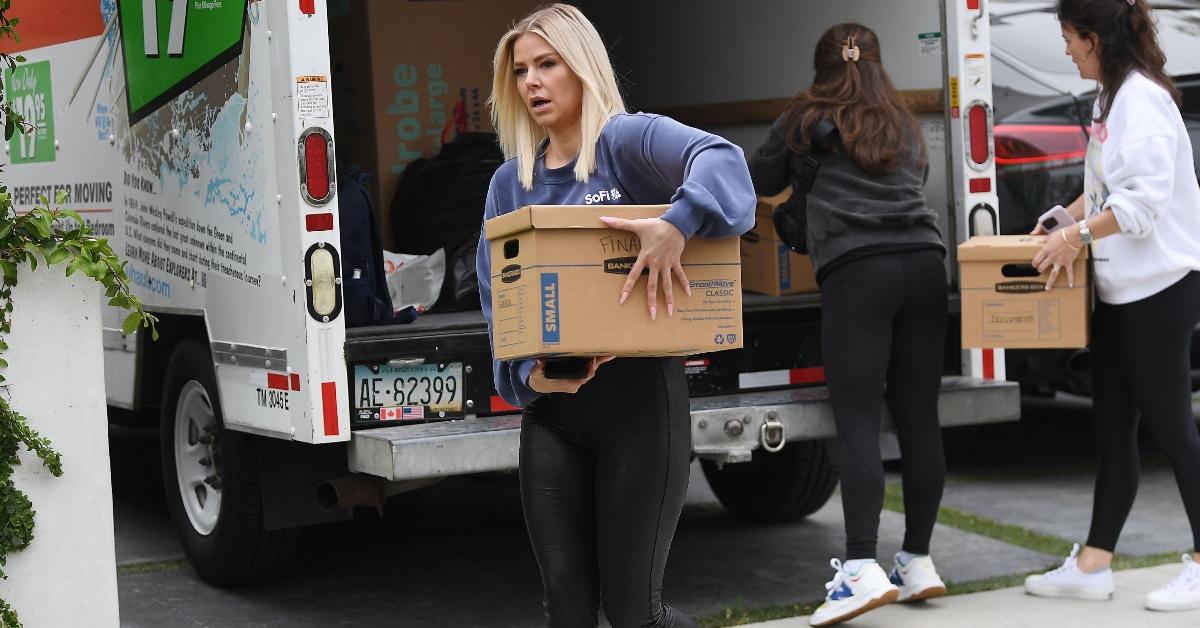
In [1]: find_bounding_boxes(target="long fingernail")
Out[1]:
[650,306,657,320]
[620,291,629,305]
[667,303,674,317]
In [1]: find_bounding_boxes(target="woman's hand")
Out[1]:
[527,356,616,394]
[598,216,691,320]
[1032,229,1083,290]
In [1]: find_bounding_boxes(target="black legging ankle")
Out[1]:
[1086,271,1200,553]
[520,357,697,628]
[820,250,948,560]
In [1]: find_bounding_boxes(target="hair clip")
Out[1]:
[842,36,860,62]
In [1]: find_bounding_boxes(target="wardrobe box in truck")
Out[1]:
[485,205,743,360]
[959,235,1090,349]
[327,0,541,245]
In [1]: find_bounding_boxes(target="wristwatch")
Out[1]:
[1077,219,1093,245]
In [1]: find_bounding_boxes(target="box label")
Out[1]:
[540,272,560,344]
[603,256,639,274]
[995,280,1046,293]
[981,299,1060,341]
[777,244,791,291]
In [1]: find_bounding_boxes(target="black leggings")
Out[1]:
[520,357,697,628]
[821,251,948,560]
[1087,271,1200,553]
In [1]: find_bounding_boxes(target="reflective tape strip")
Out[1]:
[740,367,826,389]
[322,381,339,436]
[490,395,519,413]
[739,370,789,389]
[789,367,826,384]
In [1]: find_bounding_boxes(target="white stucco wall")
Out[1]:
[0,269,118,627]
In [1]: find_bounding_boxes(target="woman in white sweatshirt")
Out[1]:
[1024,0,1200,612]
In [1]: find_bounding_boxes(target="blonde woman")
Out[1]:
[476,5,754,626]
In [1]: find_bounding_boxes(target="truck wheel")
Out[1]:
[160,341,297,586]
[701,439,839,523]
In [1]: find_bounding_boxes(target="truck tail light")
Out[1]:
[994,124,1088,168]
[305,243,342,322]
[964,101,993,170]
[299,128,335,205]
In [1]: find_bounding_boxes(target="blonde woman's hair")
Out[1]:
[489,3,626,190]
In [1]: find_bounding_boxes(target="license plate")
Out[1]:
[353,362,463,421]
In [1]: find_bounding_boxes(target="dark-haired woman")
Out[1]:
[747,23,948,627]
[1024,0,1200,612]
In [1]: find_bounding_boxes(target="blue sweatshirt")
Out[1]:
[477,112,756,408]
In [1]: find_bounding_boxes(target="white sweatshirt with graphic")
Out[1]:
[1084,71,1200,304]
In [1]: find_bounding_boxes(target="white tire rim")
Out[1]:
[174,380,221,536]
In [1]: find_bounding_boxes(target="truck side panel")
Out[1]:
[5,0,350,442]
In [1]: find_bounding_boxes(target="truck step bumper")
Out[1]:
[349,376,1019,480]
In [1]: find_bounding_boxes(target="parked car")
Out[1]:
[990,0,1200,396]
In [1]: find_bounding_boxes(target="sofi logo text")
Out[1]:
[584,188,622,204]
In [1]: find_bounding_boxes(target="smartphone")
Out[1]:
[542,358,592,380]
[1038,205,1075,233]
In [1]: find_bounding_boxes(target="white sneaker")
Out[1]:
[889,553,948,602]
[1145,553,1200,611]
[1024,543,1114,601]
[810,558,900,627]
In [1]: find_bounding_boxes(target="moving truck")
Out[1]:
[4,0,1018,584]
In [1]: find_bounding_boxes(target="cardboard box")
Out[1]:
[485,205,744,360]
[328,0,543,247]
[741,199,819,296]
[959,235,1090,349]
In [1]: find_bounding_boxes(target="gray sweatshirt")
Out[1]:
[748,113,944,279]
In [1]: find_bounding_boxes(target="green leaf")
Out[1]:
[0,357,7,369]
[64,259,78,277]
[0,221,11,240]
[47,247,68,265]
[0,260,14,282]
[122,311,141,336]
[54,189,68,205]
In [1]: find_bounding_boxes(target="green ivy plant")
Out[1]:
[0,3,157,626]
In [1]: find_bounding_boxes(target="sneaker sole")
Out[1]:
[1025,586,1113,602]
[810,588,900,627]
[1146,599,1200,612]
[898,584,947,603]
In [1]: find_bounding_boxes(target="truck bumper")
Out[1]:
[348,376,1019,480]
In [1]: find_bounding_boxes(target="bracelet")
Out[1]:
[1060,228,1080,252]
